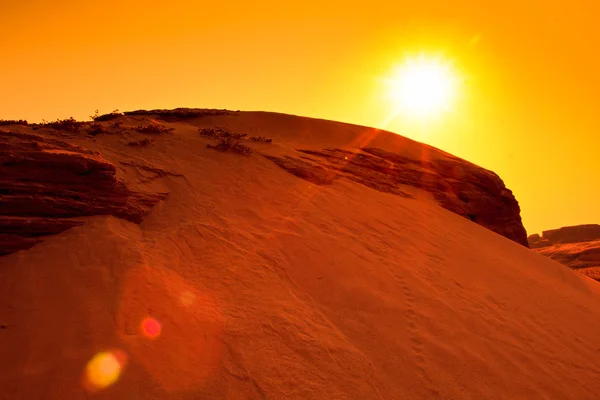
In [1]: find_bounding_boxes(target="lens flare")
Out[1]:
[83,350,127,392]
[118,266,225,392]
[141,317,161,339]
[180,290,196,307]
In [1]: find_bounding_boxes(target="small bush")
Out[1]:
[230,132,248,140]
[94,109,123,122]
[127,138,153,147]
[88,123,107,136]
[40,117,82,132]
[199,127,272,144]
[134,123,174,134]
[207,138,253,155]
[0,119,28,126]
[249,136,273,143]
[198,127,247,140]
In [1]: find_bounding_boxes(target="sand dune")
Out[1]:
[1,110,600,399]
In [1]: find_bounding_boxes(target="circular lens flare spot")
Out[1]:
[141,317,161,339]
[83,350,127,392]
[180,290,196,307]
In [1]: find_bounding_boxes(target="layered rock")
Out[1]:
[529,224,600,247]
[528,225,600,281]
[266,147,528,247]
[0,130,167,255]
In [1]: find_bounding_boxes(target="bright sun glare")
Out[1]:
[388,55,459,120]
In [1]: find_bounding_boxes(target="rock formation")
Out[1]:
[0,109,529,256]
[529,224,600,247]
[267,147,529,247]
[0,130,167,255]
[528,224,600,281]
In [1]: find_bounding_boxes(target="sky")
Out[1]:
[1,0,598,235]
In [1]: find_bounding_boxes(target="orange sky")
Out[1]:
[1,0,598,235]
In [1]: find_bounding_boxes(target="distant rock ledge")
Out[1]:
[528,225,600,282]
[529,224,600,248]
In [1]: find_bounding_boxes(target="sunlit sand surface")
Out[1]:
[1,111,599,399]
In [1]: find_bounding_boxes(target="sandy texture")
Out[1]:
[1,110,600,399]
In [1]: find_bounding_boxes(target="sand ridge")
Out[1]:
[1,110,599,399]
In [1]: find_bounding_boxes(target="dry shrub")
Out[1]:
[88,123,107,136]
[198,127,248,140]
[94,109,123,122]
[207,138,253,155]
[249,136,273,143]
[198,127,272,144]
[0,119,28,126]
[134,123,174,134]
[39,117,82,132]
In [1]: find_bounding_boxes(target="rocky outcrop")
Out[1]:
[529,224,600,247]
[535,241,600,269]
[266,147,528,247]
[528,225,600,281]
[0,130,167,255]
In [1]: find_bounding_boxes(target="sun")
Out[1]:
[387,55,459,120]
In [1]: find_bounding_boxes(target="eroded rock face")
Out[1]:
[529,225,600,247]
[528,225,600,281]
[0,131,167,255]
[266,147,529,247]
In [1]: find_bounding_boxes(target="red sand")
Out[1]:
[1,111,600,399]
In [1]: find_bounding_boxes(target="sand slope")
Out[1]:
[1,111,600,399]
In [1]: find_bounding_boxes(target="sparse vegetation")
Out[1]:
[38,117,82,133]
[207,138,253,155]
[199,127,272,143]
[0,119,28,126]
[88,123,107,136]
[93,109,123,122]
[249,136,273,143]
[124,108,234,121]
[199,127,272,156]
[198,127,247,140]
[127,138,153,147]
[134,123,174,134]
